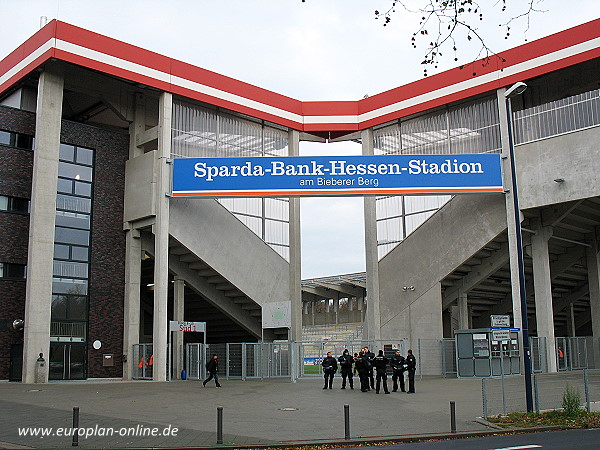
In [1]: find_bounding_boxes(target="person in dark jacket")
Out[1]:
[390,349,407,392]
[321,351,338,389]
[406,349,417,393]
[338,349,354,389]
[354,351,370,392]
[363,346,375,390]
[373,350,390,394]
[203,354,221,387]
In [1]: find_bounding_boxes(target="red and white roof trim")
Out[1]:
[1,19,599,133]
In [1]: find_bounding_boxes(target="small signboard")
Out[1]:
[492,330,511,341]
[169,321,206,333]
[490,315,511,328]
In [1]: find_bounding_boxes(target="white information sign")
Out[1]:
[491,315,511,328]
[492,330,511,341]
[169,321,206,333]
[262,302,291,329]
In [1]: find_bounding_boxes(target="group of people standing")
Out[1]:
[321,347,416,394]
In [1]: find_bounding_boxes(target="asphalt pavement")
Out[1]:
[0,375,519,449]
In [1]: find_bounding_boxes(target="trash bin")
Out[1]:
[35,353,46,383]
[181,369,187,380]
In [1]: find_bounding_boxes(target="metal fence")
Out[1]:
[132,343,153,380]
[482,369,600,417]
[186,342,291,380]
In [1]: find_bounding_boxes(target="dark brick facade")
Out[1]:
[0,105,129,380]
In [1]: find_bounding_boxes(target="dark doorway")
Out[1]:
[9,344,23,381]
[49,343,87,380]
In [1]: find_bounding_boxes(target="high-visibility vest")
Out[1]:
[138,358,146,368]
[149,354,154,366]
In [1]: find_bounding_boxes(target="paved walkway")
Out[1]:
[0,376,489,449]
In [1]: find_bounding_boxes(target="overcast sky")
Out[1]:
[1,1,597,278]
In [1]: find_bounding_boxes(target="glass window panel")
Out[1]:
[376,196,402,220]
[377,217,403,244]
[59,144,75,162]
[69,296,87,320]
[51,295,68,319]
[53,260,88,278]
[0,196,8,210]
[265,219,289,246]
[237,214,262,237]
[76,147,94,165]
[405,211,436,236]
[74,181,92,197]
[15,134,33,150]
[71,246,89,262]
[270,244,289,260]
[0,262,3,277]
[265,198,289,221]
[58,162,93,182]
[52,277,88,295]
[56,195,91,213]
[0,130,11,146]
[54,227,90,246]
[57,178,74,194]
[55,211,90,230]
[54,244,70,260]
[9,197,29,213]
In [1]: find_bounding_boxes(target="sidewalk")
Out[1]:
[0,376,489,449]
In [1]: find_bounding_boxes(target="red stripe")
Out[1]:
[0,49,54,95]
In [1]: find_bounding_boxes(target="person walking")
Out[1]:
[203,354,221,388]
[321,351,338,389]
[406,349,417,393]
[338,349,354,389]
[390,349,406,392]
[373,350,390,394]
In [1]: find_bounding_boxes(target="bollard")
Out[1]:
[216,406,223,444]
[450,401,456,434]
[72,407,79,447]
[344,404,350,440]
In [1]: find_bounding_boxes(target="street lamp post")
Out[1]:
[504,81,534,413]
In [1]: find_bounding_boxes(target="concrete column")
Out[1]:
[152,92,172,381]
[531,223,557,372]
[122,93,145,380]
[22,65,64,383]
[362,128,381,340]
[173,277,185,379]
[458,292,469,330]
[311,301,315,326]
[586,234,600,338]
[325,299,330,313]
[566,304,576,337]
[122,230,142,380]
[288,129,302,342]
[334,298,339,325]
[348,297,354,312]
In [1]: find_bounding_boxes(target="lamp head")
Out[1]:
[504,82,527,99]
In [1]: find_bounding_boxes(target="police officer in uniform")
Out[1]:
[363,346,375,390]
[406,349,417,393]
[355,351,370,392]
[338,349,354,389]
[373,350,390,394]
[390,349,406,393]
[321,351,338,389]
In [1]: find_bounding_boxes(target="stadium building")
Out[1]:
[1,19,599,382]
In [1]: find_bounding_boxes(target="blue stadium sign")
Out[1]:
[171,154,503,197]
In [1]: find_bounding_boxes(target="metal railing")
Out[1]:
[50,321,86,341]
[132,343,153,380]
[482,369,600,417]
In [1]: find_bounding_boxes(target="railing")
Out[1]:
[50,321,86,342]
[514,89,600,145]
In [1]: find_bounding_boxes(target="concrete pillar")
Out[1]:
[348,297,354,312]
[22,65,64,383]
[122,230,142,380]
[531,223,557,372]
[566,304,576,337]
[362,128,381,340]
[586,234,600,338]
[458,292,469,330]
[311,301,315,326]
[288,129,302,342]
[173,277,185,379]
[152,92,172,381]
[497,88,525,332]
[325,299,330,313]
[334,298,339,325]
[122,93,145,380]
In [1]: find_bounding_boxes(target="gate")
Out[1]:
[132,343,153,380]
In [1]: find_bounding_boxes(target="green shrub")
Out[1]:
[562,384,582,416]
